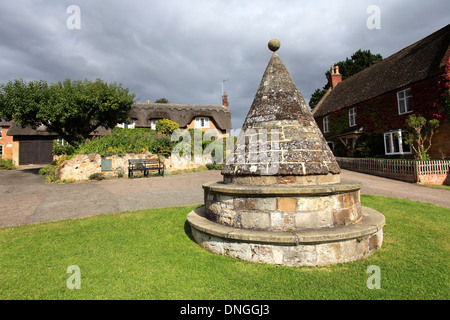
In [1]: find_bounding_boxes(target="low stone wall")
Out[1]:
[57,153,214,181]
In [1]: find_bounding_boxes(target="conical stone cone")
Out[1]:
[222,50,340,177]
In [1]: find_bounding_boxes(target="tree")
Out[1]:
[404,114,440,160]
[154,98,170,103]
[309,88,328,110]
[309,49,383,109]
[0,78,135,146]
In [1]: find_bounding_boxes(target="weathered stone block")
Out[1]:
[277,176,295,184]
[271,211,295,231]
[234,198,257,210]
[257,198,277,211]
[277,197,297,212]
[240,211,270,230]
[294,210,333,229]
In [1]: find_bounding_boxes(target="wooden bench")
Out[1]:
[128,158,165,179]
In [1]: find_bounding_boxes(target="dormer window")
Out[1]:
[195,117,210,129]
[397,88,412,114]
[118,119,136,129]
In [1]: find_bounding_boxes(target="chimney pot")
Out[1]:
[330,65,342,89]
[222,92,229,109]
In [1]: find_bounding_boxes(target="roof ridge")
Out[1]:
[313,23,450,118]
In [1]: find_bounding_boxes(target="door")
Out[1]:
[19,139,54,165]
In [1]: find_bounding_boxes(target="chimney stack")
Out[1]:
[330,65,342,89]
[222,92,229,109]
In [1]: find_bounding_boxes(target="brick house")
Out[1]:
[312,24,450,160]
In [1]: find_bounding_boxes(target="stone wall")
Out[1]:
[57,153,214,181]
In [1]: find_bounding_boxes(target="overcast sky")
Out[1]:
[1,0,449,129]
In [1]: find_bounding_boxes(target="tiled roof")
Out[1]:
[312,24,450,118]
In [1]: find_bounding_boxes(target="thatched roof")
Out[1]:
[5,102,233,136]
[6,122,110,137]
[0,120,13,127]
[312,23,450,118]
[6,122,58,136]
[130,103,232,130]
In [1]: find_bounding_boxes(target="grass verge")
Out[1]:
[0,195,448,300]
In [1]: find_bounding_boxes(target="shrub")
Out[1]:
[53,140,77,156]
[155,119,179,135]
[206,162,223,170]
[0,158,15,170]
[89,172,105,180]
[76,128,176,157]
[39,164,58,182]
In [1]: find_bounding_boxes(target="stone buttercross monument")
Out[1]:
[187,39,385,266]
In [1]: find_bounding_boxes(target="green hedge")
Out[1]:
[76,128,175,157]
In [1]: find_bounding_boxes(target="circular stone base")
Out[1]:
[187,206,385,267]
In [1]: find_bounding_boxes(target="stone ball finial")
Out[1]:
[268,38,280,52]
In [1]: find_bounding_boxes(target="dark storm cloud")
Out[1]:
[0,0,448,129]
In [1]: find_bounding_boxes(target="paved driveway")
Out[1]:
[0,167,448,228]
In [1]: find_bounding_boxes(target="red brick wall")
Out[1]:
[315,73,449,159]
[429,120,450,160]
[0,126,14,160]
[418,173,450,185]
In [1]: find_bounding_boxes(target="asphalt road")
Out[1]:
[0,167,448,228]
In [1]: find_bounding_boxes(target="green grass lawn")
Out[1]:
[415,183,450,190]
[0,195,448,300]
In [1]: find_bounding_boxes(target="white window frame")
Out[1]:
[349,108,356,127]
[150,120,156,130]
[118,119,136,129]
[397,88,412,115]
[323,116,329,133]
[195,117,210,129]
[0,127,2,139]
[383,129,412,155]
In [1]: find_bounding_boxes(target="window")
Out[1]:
[0,145,3,157]
[349,108,356,127]
[118,119,136,129]
[195,117,210,129]
[397,88,412,114]
[150,120,156,130]
[327,141,334,151]
[323,116,329,133]
[383,129,412,155]
[0,127,2,138]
